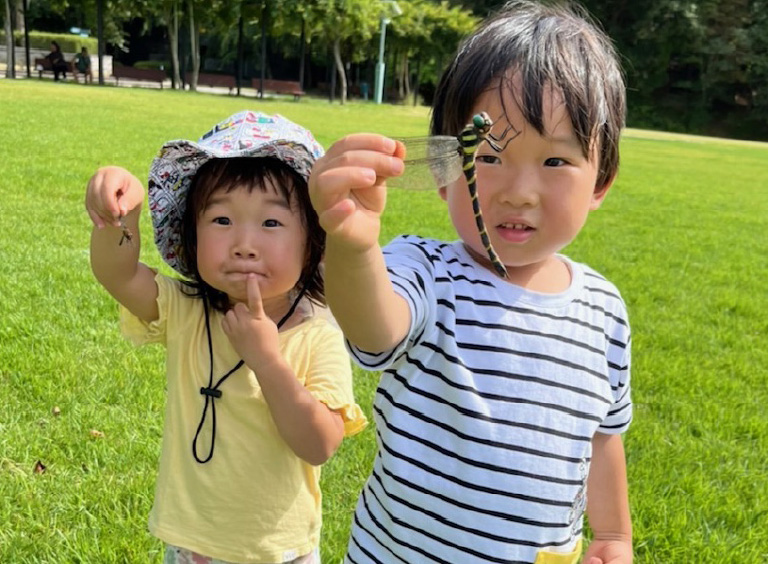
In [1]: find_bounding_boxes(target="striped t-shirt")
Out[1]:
[346,236,632,564]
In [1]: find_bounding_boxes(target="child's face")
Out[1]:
[195,181,307,312]
[439,79,612,282]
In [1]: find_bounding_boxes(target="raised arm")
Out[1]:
[85,166,159,322]
[583,432,633,564]
[308,134,410,353]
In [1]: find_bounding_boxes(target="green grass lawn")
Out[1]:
[1,80,766,563]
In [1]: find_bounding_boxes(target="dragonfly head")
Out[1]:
[472,112,493,135]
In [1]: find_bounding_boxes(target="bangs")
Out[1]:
[189,157,301,219]
[431,0,625,187]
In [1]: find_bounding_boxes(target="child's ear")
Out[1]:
[589,173,616,211]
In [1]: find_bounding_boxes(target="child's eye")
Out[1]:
[263,219,283,228]
[544,157,567,167]
[213,217,231,225]
[476,154,501,165]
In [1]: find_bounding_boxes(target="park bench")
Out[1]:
[34,57,74,79]
[251,78,305,101]
[112,65,167,88]
[186,72,237,93]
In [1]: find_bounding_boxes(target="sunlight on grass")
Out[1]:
[1,80,766,563]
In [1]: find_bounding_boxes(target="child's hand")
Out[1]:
[309,134,404,253]
[221,274,281,369]
[582,539,633,564]
[85,166,145,229]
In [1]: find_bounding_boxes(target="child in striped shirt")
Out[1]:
[309,1,632,563]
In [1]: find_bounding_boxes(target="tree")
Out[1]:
[4,0,14,79]
[388,0,477,104]
[746,0,768,123]
[312,0,379,104]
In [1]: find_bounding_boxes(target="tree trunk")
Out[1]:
[412,56,421,106]
[165,1,181,89]
[258,2,267,96]
[236,10,243,95]
[5,0,14,78]
[97,0,104,84]
[398,52,410,100]
[22,0,29,77]
[298,18,306,91]
[328,48,334,103]
[187,0,199,91]
[332,38,347,105]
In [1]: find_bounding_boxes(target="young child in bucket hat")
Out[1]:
[85,110,366,564]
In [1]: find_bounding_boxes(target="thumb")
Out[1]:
[317,198,356,236]
[118,182,144,217]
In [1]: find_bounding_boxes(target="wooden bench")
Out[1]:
[112,65,167,88]
[34,57,74,79]
[251,78,305,101]
[186,72,237,93]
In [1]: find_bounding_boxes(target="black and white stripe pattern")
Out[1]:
[346,236,631,564]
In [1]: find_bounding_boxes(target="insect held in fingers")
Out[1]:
[118,216,133,246]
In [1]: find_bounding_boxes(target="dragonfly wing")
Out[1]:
[389,136,463,191]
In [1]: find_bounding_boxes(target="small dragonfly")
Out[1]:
[391,112,516,278]
[118,216,133,246]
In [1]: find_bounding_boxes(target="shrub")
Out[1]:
[0,31,98,53]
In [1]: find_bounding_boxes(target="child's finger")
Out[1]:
[246,274,264,318]
[322,133,400,161]
[86,208,106,229]
[94,167,143,222]
[86,170,123,225]
[324,149,404,181]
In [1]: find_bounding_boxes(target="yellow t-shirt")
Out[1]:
[121,274,367,563]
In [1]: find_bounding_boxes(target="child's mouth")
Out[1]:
[497,222,535,242]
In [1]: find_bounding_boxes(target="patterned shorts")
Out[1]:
[163,544,321,564]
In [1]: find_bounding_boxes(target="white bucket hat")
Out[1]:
[148,110,324,277]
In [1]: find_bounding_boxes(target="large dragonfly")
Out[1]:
[391,112,515,279]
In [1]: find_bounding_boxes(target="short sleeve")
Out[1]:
[119,272,174,346]
[300,318,368,437]
[598,309,632,434]
[347,236,435,371]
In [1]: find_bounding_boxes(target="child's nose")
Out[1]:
[232,230,261,259]
[499,170,539,207]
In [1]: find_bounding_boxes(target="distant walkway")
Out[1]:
[0,66,282,99]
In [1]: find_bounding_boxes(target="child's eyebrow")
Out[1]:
[204,193,292,211]
[545,134,583,150]
[262,195,293,210]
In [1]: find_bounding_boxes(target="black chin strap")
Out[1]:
[191,287,308,464]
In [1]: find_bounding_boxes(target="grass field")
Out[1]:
[1,80,766,563]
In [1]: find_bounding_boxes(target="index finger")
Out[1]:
[323,133,401,161]
[246,274,264,318]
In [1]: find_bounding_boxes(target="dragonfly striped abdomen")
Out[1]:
[388,112,510,278]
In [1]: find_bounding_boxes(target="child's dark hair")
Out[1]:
[178,156,325,313]
[431,0,625,188]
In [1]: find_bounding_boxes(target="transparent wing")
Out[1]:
[388,135,463,191]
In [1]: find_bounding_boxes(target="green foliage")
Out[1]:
[2,69,768,564]
[0,31,98,53]
[387,0,478,88]
[16,0,130,47]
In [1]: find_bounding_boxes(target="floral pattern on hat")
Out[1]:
[148,110,324,278]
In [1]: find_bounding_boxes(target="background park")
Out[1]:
[1,1,767,563]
